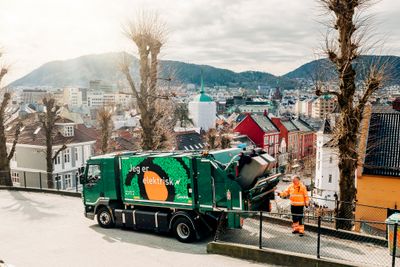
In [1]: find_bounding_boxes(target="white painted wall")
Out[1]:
[314,131,340,209]
[188,101,216,131]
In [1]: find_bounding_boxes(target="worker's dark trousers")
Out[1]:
[290,205,305,233]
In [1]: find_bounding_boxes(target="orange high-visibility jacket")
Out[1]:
[280,182,309,206]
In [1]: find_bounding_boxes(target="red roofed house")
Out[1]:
[234,114,280,157]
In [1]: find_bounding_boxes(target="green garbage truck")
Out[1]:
[80,148,279,242]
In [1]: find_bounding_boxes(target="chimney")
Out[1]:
[393,97,400,111]
[263,109,268,117]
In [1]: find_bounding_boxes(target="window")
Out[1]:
[87,165,101,182]
[64,174,72,189]
[12,172,20,185]
[74,147,79,162]
[329,156,333,164]
[64,149,70,163]
[54,153,61,165]
[64,126,74,137]
[328,174,332,183]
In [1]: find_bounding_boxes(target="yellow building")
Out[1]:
[356,102,400,229]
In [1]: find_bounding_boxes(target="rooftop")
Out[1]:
[292,118,314,132]
[5,113,96,147]
[251,114,279,133]
[363,105,400,177]
[281,119,299,132]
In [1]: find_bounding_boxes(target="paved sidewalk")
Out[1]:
[219,218,395,266]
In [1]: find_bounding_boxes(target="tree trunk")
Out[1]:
[0,161,12,186]
[46,137,54,189]
[0,94,13,186]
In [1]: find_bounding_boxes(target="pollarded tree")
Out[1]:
[40,97,66,188]
[121,12,174,150]
[0,56,23,186]
[317,0,386,229]
[97,106,114,154]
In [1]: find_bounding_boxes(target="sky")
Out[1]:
[1,0,400,84]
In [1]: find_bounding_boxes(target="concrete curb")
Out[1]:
[0,186,81,198]
[207,241,358,267]
[263,215,387,247]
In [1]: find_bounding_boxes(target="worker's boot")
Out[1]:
[298,225,305,236]
[292,222,299,234]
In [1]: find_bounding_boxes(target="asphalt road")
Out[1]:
[0,190,269,267]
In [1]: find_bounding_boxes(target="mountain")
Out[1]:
[10,53,400,89]
[284,55,400,85]
[10,52,296,89]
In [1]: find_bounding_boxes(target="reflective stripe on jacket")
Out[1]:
[280,182,309,206]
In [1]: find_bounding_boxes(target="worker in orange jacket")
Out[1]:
[277,175,309,236]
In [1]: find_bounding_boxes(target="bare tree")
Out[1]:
[0,55,23,186]
[317,0,386,229]
[204,124,233,150]
[205,128,219,150]
[97,106,113,154]
[40,97,66,188]
[121,12,174,150]
[219,124,233,149]
[174,103,193,128]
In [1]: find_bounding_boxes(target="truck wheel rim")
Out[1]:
[176,223,190,239]
[100,212,111,225]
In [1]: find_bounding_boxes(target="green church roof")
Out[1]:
[193,74,213,102]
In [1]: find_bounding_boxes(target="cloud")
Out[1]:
[0,0,399,84]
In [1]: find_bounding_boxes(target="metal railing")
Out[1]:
[215,210,399,267]
[0,170,82,193]
[273,195,396,238]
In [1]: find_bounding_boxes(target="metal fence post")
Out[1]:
[317,215,321,259]
[392,222,398,267]
[259,211,263,249]
[75,172,78,192]
[23,171,26,188]
[39,172,42,189]
[56,175,60,191]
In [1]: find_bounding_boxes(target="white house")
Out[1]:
[314,118,339,209]
[6,114,96,190]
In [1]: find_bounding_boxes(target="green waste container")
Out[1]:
[386,213,400,257]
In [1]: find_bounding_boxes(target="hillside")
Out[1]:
[10,52,296,89]
[284,55,400,85]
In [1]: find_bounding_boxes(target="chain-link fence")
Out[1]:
[215,211,399,267]
[0,170,82,192]
[272,195,395,238]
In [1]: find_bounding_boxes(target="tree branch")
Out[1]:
[0,68,7,84]
[7,121,22,161]
[315,88,340,98]
[52,144,67,161]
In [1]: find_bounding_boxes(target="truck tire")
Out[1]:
[172,217,196,243]
[97,207,115,228]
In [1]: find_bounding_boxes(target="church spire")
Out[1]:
[200,70,205,94]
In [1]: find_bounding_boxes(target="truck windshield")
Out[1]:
[87,165,101,183]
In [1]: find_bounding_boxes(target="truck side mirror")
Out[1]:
[79,174,86,185]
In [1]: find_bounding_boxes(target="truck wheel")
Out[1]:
[97,207,115,228]
[172,217,196,243]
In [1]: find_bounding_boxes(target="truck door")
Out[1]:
[83,164,105,205]
[196,159,214,209]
